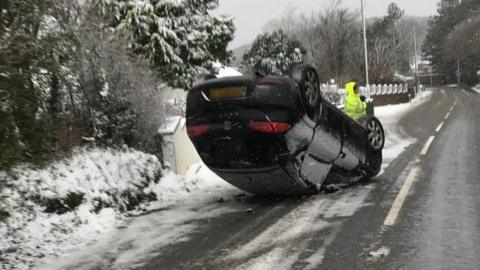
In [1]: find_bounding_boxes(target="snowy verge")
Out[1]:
[39,171,239,270]
[0,147,229,270]
[472,85,480,94]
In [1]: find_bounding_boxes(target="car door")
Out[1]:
[307,100,368,172]
[299,102,342,187]
[334,109,369,171]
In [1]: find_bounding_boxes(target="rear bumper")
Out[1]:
[191,131,290,170]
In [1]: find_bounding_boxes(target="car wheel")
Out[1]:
[290,65,321,119]
[365,116,385,151]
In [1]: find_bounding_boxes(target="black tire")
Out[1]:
[290,65,321,119]
[361,116,384,178]
[364,116,385,151]
[366,150,382,178]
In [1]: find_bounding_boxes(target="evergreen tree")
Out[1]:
[0,0,77,165]
[241,30,306,76]
[423,0,480,84]
[444,15,480,85]
[98,0,235,89]
[0,0,234,167]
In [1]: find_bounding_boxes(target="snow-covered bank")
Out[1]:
[375,90,433,170]
[38,172,238,270]
[0,148,230,270]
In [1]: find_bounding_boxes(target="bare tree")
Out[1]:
[262,1,363,84]
[261,1,425,85]
[47,0,166,149]
[262,5,299,34]
[394,16,429,75]
[313,4,361,82]
[74,13,165,147]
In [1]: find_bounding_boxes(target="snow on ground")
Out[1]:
[472,85,480,94]
[223,186,373,270]
[38,164,239,270]
[0,147,159,269]
[0,148,233,270]
[375,90,433,170]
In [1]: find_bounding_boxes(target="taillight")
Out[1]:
[248,121,292,134]
[187,124,209,138]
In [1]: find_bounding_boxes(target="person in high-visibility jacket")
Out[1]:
[344,81,367,120]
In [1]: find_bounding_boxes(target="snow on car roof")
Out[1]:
[217,66,243,78]
[213,61,243,78]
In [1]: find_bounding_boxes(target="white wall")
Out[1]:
[161,137,176,171]
[173,122,202,175]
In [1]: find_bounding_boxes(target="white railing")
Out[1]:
[321,84,344,107]
[322,83,411,107]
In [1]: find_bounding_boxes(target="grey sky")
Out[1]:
[214,0,439,49]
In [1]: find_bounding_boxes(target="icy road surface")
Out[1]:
[39,87,480,269]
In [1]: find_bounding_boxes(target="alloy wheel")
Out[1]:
[367,119,384,150]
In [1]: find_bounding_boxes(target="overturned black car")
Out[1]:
[186,65,384,195]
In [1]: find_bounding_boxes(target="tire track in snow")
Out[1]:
[220,186,374,269]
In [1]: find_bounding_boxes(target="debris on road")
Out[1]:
[368,246,391,261]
